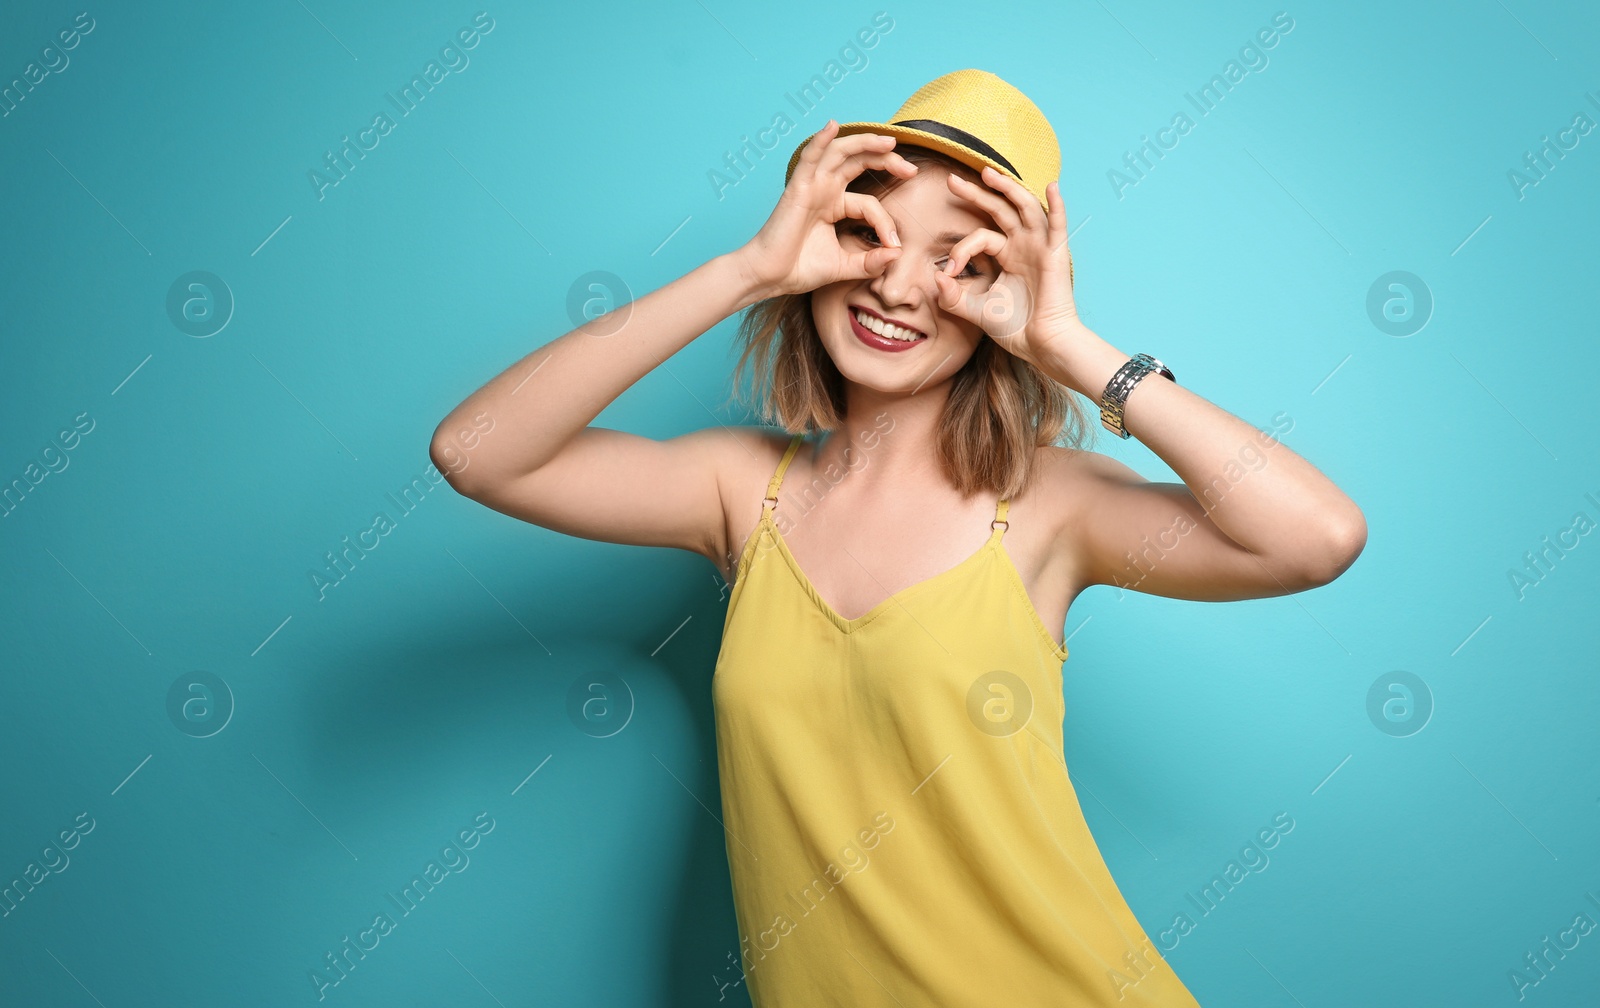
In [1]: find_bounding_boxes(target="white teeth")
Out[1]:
[853,309,923,342]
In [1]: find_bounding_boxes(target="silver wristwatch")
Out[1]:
[1099,353,1175,439]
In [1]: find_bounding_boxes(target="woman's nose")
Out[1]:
[872,248,942,304]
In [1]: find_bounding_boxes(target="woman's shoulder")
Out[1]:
[1037,441,1144,487]
[1013,442,1128,537]
[1027,441,1113,488]
[714,425,802,482]
[697,426,804,581]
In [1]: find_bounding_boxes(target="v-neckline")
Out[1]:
[761,513,1004,634]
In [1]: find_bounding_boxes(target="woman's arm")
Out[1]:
[932,169,1365,602]
[428,252,769,559]
[430,121,913,563]
[1047,325,1368,600]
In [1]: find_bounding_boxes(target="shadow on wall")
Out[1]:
[300,537,747,1005]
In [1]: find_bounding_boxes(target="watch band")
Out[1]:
[1099,353,1175,439]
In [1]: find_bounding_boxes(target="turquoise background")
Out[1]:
[3,1,1598,1004]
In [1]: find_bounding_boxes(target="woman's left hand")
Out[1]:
[934,168,1083,370]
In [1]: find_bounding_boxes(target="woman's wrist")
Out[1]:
[721,247,783,309]
[1035,323,1132,400]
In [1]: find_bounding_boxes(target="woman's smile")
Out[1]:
[849,304,928,353]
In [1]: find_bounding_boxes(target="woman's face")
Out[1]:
[810,163,1001,395]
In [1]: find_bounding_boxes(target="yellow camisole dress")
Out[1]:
[712,433,1203,1007]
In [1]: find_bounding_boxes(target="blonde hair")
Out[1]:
[724,144,1098,500]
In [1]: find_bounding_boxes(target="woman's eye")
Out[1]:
[937,256,983,279]
[846,224,882,245]
[848,225,983,277]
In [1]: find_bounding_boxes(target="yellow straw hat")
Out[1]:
[784,68,1071,286]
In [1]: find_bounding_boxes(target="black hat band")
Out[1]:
[890,118,1022,179]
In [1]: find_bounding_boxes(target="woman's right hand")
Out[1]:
[732,120,918,300]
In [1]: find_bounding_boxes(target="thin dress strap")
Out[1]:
[763,433,807,514]
[992,498,1010,535]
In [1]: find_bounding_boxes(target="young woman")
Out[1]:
[432,70,1365,1007]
